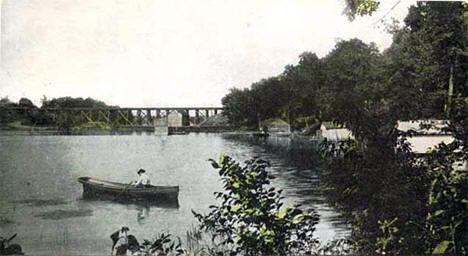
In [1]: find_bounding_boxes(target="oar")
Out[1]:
[113,181,133,202]
[7,233,17,243]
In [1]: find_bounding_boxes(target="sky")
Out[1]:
[1,0,418,107]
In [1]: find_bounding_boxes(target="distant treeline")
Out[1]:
[0,96,112,127]
[222,2,467,130]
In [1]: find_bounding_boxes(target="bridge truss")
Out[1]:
[3,107,223,128]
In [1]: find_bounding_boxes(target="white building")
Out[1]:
[397,120,453,153]
[397,120,466,171]
[316,123,353,141]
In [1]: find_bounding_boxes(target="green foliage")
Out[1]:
[420,139,468,255]
[193,155,319,255]
[384,2,468,119]
[319,39,386,127]
[38,97,111,130]
[280,52,323,126]
[221,52,324,129]
[0,97,34,124]
[375,217,401,254]
[342,0,380,20]
[222,88,258,128]
[221,38,390,130]
[41,96,108,109]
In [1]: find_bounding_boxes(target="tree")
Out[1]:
[281,52,323,127]
[250,77,287,122]
[221,52,325,129]
[41,97,108,109]
[319,38,386,131]
[222,88,256,127]
[384,2,468,119]
[18,98,37,109]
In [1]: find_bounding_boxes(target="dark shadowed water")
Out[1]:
[0,133,348,255]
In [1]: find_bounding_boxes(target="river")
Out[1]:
[0,133,348,255]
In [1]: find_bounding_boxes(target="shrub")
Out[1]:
[193,155,319,256]
[139,233,184,256]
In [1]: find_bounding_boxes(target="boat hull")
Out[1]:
[78,177,179,202]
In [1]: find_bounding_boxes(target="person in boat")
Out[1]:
[133,169,151,187]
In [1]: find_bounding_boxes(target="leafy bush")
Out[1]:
[418,140,468,255]
[193,155,319,256]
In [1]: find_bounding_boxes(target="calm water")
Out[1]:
[0,133,348,255]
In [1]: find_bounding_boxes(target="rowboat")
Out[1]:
[78,177,179,202]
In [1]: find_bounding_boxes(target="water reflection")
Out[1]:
[79,197,179,209]
[222,133,350,234]
[136,205,149,223]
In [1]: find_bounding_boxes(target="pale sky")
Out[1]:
[1,0,417,107]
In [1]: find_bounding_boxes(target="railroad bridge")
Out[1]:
[6,107,226,131]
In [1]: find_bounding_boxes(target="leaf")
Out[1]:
[432,240,450,254]
[208,158,220,169]
[433,209,444,217]
[230,204,240,212]
[292,215,304,224]
[277,207,290,219]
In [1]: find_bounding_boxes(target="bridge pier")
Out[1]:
[147,110,152,124]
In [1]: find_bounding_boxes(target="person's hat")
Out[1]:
[137,169,146,174]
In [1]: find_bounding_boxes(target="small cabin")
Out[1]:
[264,119,291,134]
